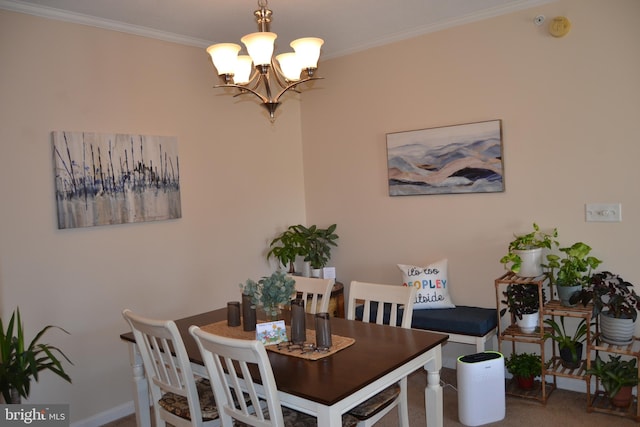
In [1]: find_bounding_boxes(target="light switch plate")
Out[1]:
[585,203,622,222]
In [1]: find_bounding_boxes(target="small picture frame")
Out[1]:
[256,320,288,345]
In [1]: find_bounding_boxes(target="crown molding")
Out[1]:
[0,0,211,48]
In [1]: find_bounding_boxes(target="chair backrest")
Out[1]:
[288,275,334,314]
[122,309,203,424]
[189,325,284,427]
[347,281,416,329]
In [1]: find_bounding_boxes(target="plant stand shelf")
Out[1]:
[589,391,639,420]
[587,335,640,421]
[505,378,556,402]
[496,272,553,403]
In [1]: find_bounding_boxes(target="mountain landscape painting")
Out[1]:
[386,120,504,196]
[53,131,181,229]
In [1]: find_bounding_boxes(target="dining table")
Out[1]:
[120,308,448,427]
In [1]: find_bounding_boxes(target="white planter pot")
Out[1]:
[310,268,322,278]
[517,311,539,333]
[600,311,636,345]
[514,248,543,278]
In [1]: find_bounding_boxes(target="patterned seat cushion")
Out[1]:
[159,378,359,427]
[347,383,401,420]
[158,378,219,421]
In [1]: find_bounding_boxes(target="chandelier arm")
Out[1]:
[270,59,289,89]
[214,84,270,104]
[273,77,324,103]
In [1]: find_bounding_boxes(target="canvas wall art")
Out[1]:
[53,131,182,229]
[386,120,504,196]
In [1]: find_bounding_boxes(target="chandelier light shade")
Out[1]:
[206,0,324,121]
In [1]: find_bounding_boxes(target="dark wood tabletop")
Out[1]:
[120,308,448,406]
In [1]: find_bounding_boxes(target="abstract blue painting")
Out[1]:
[53,131,182,229]
[386,120,504,196]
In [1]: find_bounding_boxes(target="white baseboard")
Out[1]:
[70,401,134,427]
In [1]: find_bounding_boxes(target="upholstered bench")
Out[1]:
[356,304,498,352]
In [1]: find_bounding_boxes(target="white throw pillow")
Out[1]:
[398,259,455,309]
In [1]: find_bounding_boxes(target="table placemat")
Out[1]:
[200,320,355,361]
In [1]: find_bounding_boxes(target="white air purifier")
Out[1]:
[457,351,505,426]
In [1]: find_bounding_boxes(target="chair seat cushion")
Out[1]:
[356,304,497,337]
[347,383,401,420]
[158,378,219,421]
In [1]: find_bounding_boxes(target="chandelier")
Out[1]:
[206,0,324,121]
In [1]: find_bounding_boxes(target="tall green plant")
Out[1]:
[543,242,602,287]
[0,308,72,403]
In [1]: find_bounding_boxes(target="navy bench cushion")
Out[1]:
[356,304,497,337]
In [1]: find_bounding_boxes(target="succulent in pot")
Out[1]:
[543,242,602,306]
[500,223,558,277]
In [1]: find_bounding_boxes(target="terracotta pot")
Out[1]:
[610,385,634,408]
[516,375,535,390]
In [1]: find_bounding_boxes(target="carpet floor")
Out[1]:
[103,368,638,426]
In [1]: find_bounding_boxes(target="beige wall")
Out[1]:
[0,10,307,424]
[303,0,640,305]
[301,0,640,374]
[1,0,640,423]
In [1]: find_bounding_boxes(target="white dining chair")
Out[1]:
[345,281,417,427]
[288,275,334,314]
[189,326,359,427]
[122,309,220,427]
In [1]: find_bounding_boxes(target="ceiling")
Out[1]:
[1,0,555,58]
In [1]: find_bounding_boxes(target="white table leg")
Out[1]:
[315,404,343,426]
[128,343,151,427]
[424,346,443,427]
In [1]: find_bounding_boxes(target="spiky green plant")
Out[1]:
[0,308,72,403]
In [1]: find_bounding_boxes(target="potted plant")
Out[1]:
[505,352,542,390]
[570,271,640,345]
[543,242,602,306]
[500,223,558,278]
[294,224,339,277]
[500,284,546,333]
[240,271,296,320]
[586,354,638,408]
[267,226,306,273]
[543,317,589,369]
[0,308,72,403]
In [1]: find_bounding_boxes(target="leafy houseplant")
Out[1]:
[500,223,558,277]
[295,224,339,270]
[267,226,306,273]
[586,354,638,407]
[0,308,72,403]
[500,284,545,320]
[543,242,602,306]
[240,271,296,319]
[501,284,546,333]
[543,317,589,368]
[571,271,640,320]
[505,352,542,389]
[570,271,640,344]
